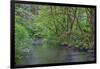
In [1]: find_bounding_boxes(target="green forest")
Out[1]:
[15,4,95,64]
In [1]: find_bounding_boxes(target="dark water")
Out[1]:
[23,39,94,65]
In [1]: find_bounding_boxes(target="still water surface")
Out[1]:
[23,39,94,65]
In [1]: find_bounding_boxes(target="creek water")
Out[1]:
[22,38,94,65]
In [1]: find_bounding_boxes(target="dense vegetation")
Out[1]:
[15,4,95,64]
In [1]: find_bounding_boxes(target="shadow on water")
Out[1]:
[23,38,94,65]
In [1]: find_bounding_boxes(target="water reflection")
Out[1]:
[23,39,94,65]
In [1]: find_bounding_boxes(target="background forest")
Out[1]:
[15,4,95,64]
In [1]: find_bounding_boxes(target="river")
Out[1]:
[22,38,94,65]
